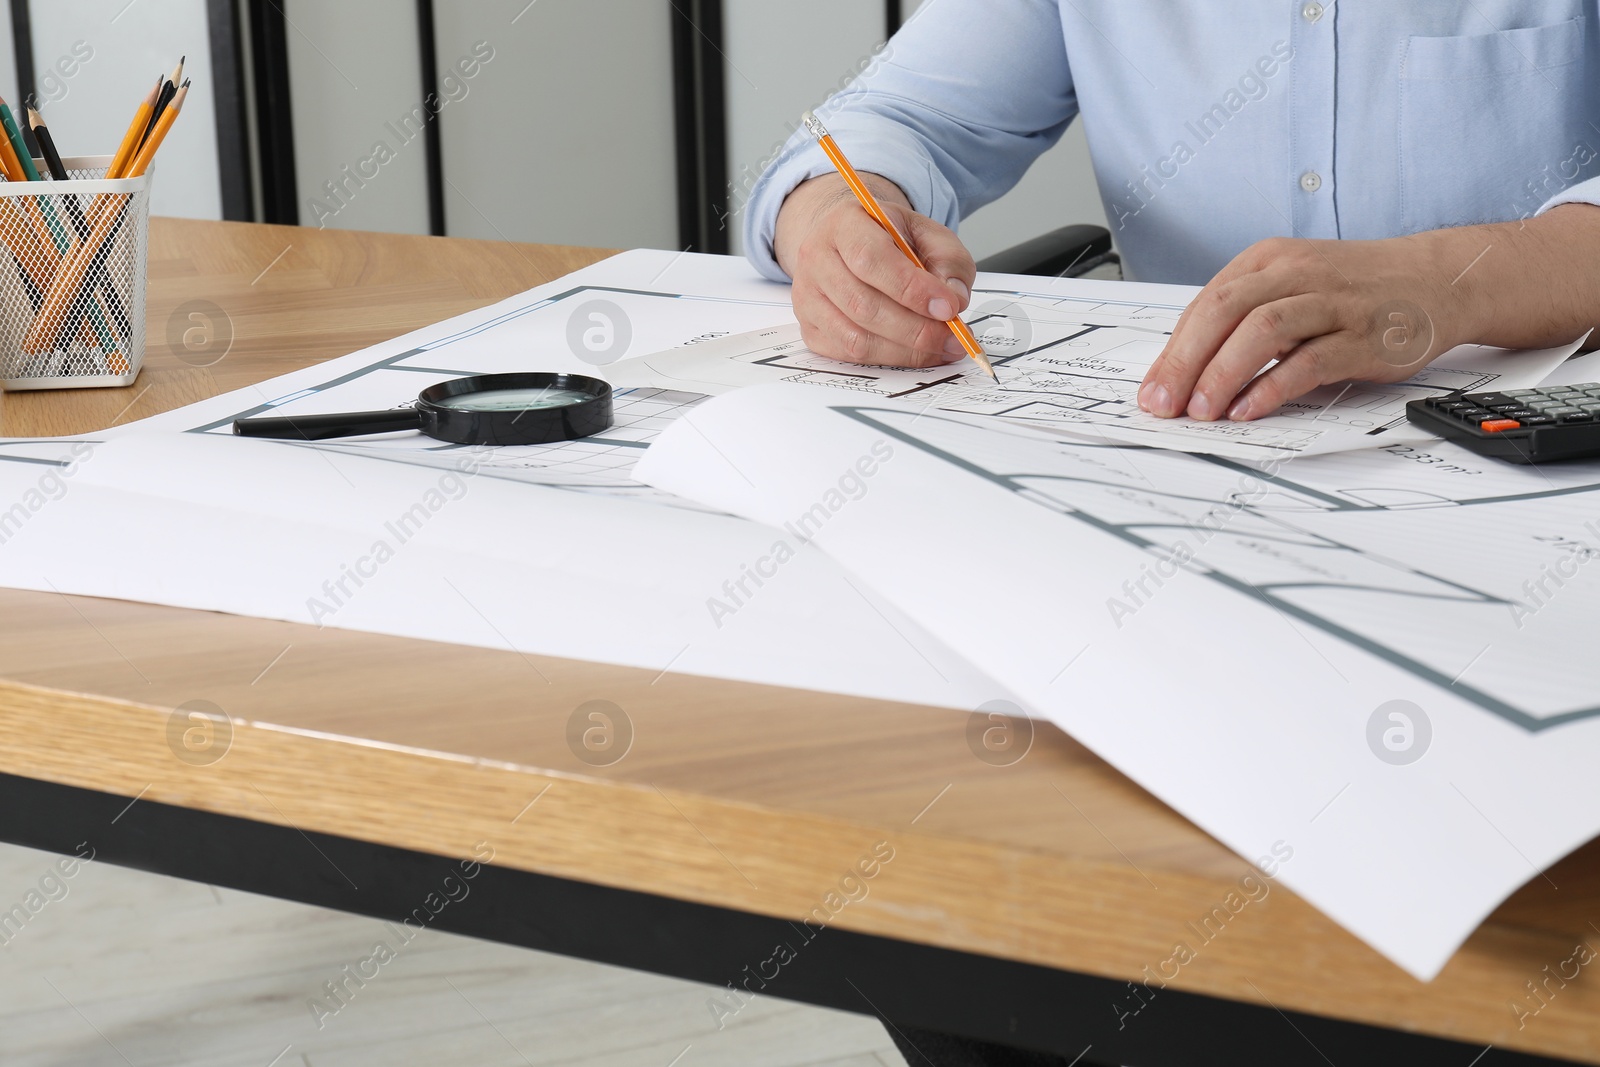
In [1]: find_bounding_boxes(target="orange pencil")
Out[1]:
[801,110,996,381]
[139,56,184,150]
[107,76,161,180]
[0,200,54,286]
[26,83,188,360]
[0,200,47,305]
[124,80,186,178]
[0,119,59,271]
[0,116,24,183]
[81,79,185,237]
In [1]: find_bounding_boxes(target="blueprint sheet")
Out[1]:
[0,250,1011,710]
[3,248,1593,978]
[635,382,1600,980]
[611,300,1582,461]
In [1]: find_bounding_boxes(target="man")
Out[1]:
[745,1,1600,424]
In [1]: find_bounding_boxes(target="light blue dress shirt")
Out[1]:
[743,0,1600,285]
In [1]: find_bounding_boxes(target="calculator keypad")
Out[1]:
[1413,382,1600,464]
[1444,388,1600,430]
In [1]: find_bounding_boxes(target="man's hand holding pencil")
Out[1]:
[773,130,981,374]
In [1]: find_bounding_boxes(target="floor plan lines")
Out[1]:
[838,403,1600,731]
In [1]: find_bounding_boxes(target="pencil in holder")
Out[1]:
[0,154,150,390]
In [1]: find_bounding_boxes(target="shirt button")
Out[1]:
[1300,171,1323,193]
[1301,2,1324,21]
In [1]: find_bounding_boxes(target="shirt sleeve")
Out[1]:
[1538,175,1600,216]
[742,0,1079,282]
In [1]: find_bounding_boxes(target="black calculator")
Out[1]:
[1405,384,1600,464]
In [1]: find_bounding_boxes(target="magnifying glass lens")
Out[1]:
[434,386,596,412]
[232,372,613,444]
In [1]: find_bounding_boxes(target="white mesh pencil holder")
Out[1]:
[0,154,150,390]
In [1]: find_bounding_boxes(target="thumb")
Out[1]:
[903,212,977,315]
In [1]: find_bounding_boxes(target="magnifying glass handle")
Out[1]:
[233,408,424,441]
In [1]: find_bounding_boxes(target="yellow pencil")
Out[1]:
[25,82,188,363]
[124,80,186,178]
[108,76,161,180]
[137,56,184,153]
[801,110,996,381]
[0,199,48,305]
[0,123,23,182]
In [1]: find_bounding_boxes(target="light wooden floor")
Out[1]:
[0,842,906,1067]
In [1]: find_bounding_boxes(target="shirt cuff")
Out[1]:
[742,103,961,283]
[1537,175,1600,216]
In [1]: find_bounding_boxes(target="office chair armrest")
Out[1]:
[975,224,1115,278]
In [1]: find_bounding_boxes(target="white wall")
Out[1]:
[723,0,884,256]
[5,0,1110,256]
[4,0,688,245]
[26,0,221,220]
[283,0,685,247]
[0,9,16,122]
[433,0,679,250]
[283,0,430,234]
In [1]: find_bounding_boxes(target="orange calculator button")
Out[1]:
[1480,419,1522,433]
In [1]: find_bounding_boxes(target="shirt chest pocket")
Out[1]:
[1399,17,1591,232]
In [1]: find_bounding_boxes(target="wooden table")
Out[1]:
[0,218,1595,1066]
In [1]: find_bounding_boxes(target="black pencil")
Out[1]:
[27,107,68,181]
[26,107,90,246]
[29,106,128,346]
[142,55,184,148]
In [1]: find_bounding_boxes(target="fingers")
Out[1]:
[1139,269,1287,417]
[1186,295,1342,420]
[1224,336,1348,421]
[902,209,977,314]
[1136,234,1468,422]
[785,193,979,368]
[837,210,969,324]
[806,248,967,365]
[1158,238,1280,356]
[795,276,965,369]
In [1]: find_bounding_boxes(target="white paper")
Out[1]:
[0,250,1014,711]
[635,382,1600,981]
[1537,343,1600,387]
[6,247,1592,979]
[611,292,1583,460]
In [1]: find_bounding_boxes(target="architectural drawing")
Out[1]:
[615,292,1575,459]
[837,402,1600,731]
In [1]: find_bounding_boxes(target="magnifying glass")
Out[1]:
[232,372,614,445]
